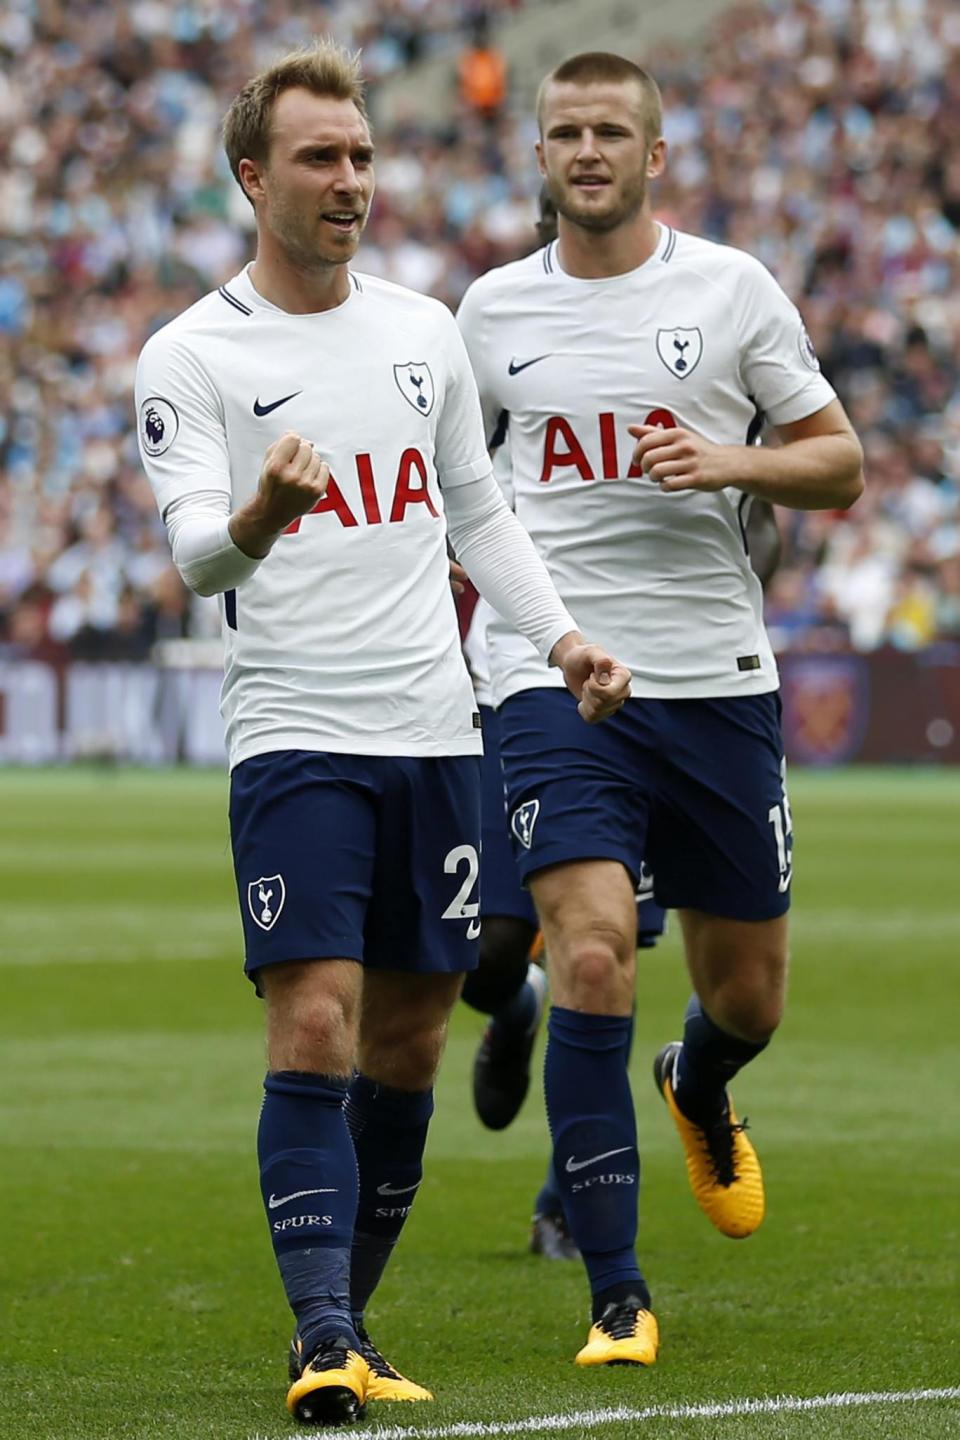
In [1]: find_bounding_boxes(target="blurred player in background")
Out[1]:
[457,52,863,1368]
[461,191,665,1265]
[135,40,630,1427]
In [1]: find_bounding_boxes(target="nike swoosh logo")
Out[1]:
[267,1187,337,1209]
[253,390,303,416]
[564,1146,632,1174]
[376,1181,420,1197]
[508,354,552,375]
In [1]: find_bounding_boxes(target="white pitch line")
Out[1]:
[264,1386,960,1440]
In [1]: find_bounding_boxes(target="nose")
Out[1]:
[575,128,601,162]
[332,159,363,195]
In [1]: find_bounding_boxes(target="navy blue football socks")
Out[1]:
[544,1007,649,1315]
[344,1072,433,1327]
[258,1070,358,1358]
[535,1002,635,1220]
[673,994,769,1125]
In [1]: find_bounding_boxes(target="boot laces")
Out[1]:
[303,1337,358,1374]
[597,1300,643,1341]
[356,1324,401,1380]
[701,1114,750,1187]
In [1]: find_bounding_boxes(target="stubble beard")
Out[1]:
[268,191,366,272]
[548,169,648,235]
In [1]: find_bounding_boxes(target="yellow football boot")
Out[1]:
[357,1325,434,1402]
[654,1041,765,1239]
[575,1297,659,1367]
[286,1335,369,1425]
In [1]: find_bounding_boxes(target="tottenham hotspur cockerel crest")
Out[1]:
[248,875,286,932]
[656,327,703,380]
[393,362,435,416]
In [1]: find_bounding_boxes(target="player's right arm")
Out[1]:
[135,331,327,596]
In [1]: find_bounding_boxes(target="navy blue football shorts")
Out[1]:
[479,704,537,927]
[230,748,483,984]
[498,689,793,922]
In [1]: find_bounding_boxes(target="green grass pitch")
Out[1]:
[1,767,958,1440]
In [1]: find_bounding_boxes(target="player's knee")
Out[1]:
[561,926,634,1009]
[268,987,357,1071]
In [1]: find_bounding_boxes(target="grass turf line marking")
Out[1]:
[272,1387,960,1440]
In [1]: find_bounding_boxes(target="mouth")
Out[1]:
[571,175,611,192]
[321,212,362,233]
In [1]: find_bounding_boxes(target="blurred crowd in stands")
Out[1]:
[2,0,959,664]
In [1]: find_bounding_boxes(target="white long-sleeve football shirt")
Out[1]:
[135,266,576,767]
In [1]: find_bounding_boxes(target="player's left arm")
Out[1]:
[629,399,863,510]
[437,309,630,722]
[444,473,632,722]
[632,252,865,511]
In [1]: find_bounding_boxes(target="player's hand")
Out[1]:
[229,433,330,558]
[449,559,468,595]
[550,634,632,723]
[628,424,740,494]
[255,431,330,528]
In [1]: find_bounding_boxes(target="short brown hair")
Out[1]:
[222,39,367,196]
[536,51,662,148]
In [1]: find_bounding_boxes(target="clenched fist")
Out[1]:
[229,432,330,558]
[549,632,632,723]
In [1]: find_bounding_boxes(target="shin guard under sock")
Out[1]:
[344,1072,433,1326]
[257,1070,358,1358]
[544,1007,648,1310]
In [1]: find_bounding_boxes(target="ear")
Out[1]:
[647,138,667,180]
[534,139,547,179]
[238,156,266,205]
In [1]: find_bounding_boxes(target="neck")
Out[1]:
[556,209,660,279]
[249,237,351,314]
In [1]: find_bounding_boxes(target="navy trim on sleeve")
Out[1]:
[224,589,238,630]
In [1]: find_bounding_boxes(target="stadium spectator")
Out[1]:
[457,15,509,123]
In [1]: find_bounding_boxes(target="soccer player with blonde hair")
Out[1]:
[136,39,630,1426]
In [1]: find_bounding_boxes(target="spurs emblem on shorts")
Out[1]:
[248,874,286,931]
[511,798,540,850]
